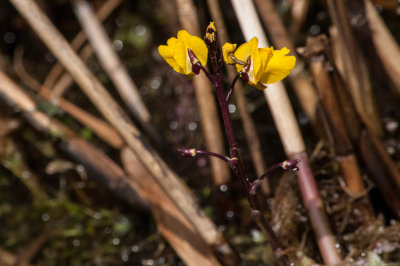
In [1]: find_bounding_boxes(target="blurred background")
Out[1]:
[1,0,400,265]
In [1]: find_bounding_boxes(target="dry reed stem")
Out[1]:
[305,47,365,194]
[8,0,230,252]
[0,71,225,264]
[327,0,382,137]
[0,248,17,266]
[254,0,320,131]
[43,0,121,90]
[289,0,309,32]
[73,0,160,142]
[121,148,222,266]
[0,70,147,209]
[301,37,374,220]
[360,130,400,217]
[13,47,124,149]
[365,0,400,93]
[51,44,93,99]
[230,0,341,264]
[206,0,268,192]
[175,0,231,185]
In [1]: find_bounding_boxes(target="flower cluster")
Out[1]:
[158,22,295,90]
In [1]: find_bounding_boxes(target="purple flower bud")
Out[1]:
[282,159,300,170]
[177,148,197,157]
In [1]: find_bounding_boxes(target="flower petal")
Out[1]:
[188,35,208,67]
[234,37,261,84]
[222,43,237,64]
[158,38,184,74]
[261,47,296,85]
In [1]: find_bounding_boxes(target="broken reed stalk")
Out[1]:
[8,0,233,255]
[175,0,231,186]
[253,0,320,132]
[365,0,400,94]
[0,71,224,265]
[43,0,122,90]
[230,0,341,264]
[72,0,160,143]
[13,47,124,149]
[121,148,223,266]
[301,36,374,221]
[51,43,92,100]
[289,0,309,32]
[0,70,147,210]
[327,43,400,218]
[327,0,382,137]
[206,0,269,192]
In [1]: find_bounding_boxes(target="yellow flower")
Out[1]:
[222,37,296,90]
[158,30,208,76]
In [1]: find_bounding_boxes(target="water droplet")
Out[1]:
[169,121,178,130]
[150,78,161,89]
[115,16,126,28]
[135,25,146,36]
[94,212,102,220]
[42,213,50,221]
[112,39,123,51]
[132,245,139,252]
[218,225,226,232]
[219,184,228,192]
[139,86,149,95]
[310,24,321,35]
[45,52,56,63]
[250,228,261,242]
[226,210,234,219]
[228,104,236,113]
[112,238,120,245]
[22,171,31,179]
[3,32,16,44]
[77,181,85,189]
[76,165,85,173]
[72,239,80,247]
[188,122,197,131]
[121,254,129,262]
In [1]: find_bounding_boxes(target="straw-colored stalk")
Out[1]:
[365,0,400,93]
[254,0,320,132]
[327,0,382,137]
[8,0,232,254]
[44,0,121,90]
[175,0,231,185]
[73,0,160,142]
[0,70,224,265]
[230,0,341,264]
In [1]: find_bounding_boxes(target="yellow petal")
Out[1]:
[158,38,184,74]
[260,47,296,85]
[234,37,261,84]
[188,35,208,67]
[222,43,237,64]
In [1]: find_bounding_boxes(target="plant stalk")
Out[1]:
[207,68,289,266]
